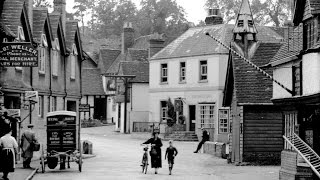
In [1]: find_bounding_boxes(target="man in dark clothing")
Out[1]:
[194,128,210,153]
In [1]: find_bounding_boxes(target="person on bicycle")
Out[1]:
[142,129,162,174]
[165,140,178,175]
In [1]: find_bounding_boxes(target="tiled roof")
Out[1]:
[0,20,15,37]
[1,0,25,37]
[82,68,105,95]
[310,0,320,14]
[33,8,51,43]
[232,42,282,104]
[127,49,148,61]
[120,61,149,83]
[152,24,283,60]
[49,12,61,39]
[270,26,303,64]
[65,20,78,50]
[133,33,165,49]
[99,49,121,73]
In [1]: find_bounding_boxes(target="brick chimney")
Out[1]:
[149,33,165,59]
[205,8,223,25]
[283,20,294,40]
[53,0,66,35]
[24,0,33,32]
[122,22,135,54]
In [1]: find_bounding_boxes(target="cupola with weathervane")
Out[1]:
[233,0,258,41]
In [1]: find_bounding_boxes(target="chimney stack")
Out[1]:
[24,0,33,32]
[122,22,135,54]
[53,0,66,35]
[149,33,165,59]
[205,8,223,25]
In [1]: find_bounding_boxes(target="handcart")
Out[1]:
[40,111,82,173]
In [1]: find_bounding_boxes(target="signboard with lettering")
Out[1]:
[0,42,38,67]
[79,104,90,112]
[47,114,77,151]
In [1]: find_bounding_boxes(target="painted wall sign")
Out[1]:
[0,42,38,67]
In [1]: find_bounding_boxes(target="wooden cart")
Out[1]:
[40,111,82,173]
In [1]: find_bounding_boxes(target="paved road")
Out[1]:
[33,126,280,180]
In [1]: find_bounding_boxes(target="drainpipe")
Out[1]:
[63,54,68,110]
[49,50,52,110]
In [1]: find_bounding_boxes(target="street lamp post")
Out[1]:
[102,74,136,134]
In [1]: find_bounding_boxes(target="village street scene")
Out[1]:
[0,0,319,179]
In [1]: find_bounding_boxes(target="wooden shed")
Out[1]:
[223,42,284,164]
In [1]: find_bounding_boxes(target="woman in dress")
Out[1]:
[0,128,18,180]
[142,130,163,174]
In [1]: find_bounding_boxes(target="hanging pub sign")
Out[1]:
[0,42,38,67]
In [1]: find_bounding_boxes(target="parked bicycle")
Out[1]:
[140,144,149,174]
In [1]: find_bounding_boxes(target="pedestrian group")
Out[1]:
[0,108,38,180]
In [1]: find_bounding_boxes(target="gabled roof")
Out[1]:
[49,12,67,54]
[233,0,258,35]
[151,24,283,60]
[270,27,303,65]
[1,0,33,41]
[294,0,320,25]
[224,43,282,105]
[120,61,149,83]
[82,68,105,95]
[33,8,53,44]
[0,20,15,37]
[133,33,166,49]
[65,20,83,59]
[99,49,121,73]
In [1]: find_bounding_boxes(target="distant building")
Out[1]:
[149,5,283,143]
[99,23,165,133]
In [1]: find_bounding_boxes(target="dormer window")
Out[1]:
[248,20,254,27]
[52,38,60,76]
[238,20,244,27]
[39,34,48,74]
[70,44,78,80]
[17,26,25,41]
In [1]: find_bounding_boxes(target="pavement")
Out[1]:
[28,125,280,180]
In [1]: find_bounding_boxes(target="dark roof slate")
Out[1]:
[127,49,148,61]
[0,20,15,37]
[99,49,121,73]
[1,0,25,37]
[49,13,61,39]
[82,68,105,95]
[65,20,78,50]
[120,61,149,83]
[310,0,320,14]
[32,8,51,43]
[232,42,282,104]
[152,24,283,60]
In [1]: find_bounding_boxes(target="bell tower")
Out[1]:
[233,0,258,58]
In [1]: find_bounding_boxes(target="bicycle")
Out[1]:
[141,145,149,174]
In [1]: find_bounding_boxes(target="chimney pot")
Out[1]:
[122,22,135,54]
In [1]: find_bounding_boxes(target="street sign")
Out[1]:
[0,42,38,67]
[25,91,38,102]
[7,109,20,118]
[79,104,90,112]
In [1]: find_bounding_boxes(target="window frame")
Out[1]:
[179,62,186,83]
[218,109,230,134]
[52,38,60,77]
[70,44,78,80]
[52,96,57,111]
[292,61,303,96]
[39,34,48,74]
[160,63,168,83]
[199,104,215,129]
[160,101,168,122]
[199,60,208,81]
[38,95,44,118]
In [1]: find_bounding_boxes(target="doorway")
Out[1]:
[94,97,106,121]
[189,105,196,131]
[67,101,77,112]
[118,103,121,129]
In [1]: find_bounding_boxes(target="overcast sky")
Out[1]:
[49,0,208,24]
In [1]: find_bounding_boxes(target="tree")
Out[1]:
[33,0,51,8]
[205,0,292,27]
[74,0,97,35]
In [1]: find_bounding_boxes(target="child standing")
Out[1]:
[165,140,178,175]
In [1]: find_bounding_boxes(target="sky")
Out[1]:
[49,0,208,24]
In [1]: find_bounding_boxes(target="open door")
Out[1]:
[189,105,196,131]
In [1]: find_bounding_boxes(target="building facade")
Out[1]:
[0,0,84,159]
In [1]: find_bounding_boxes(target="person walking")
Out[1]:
[194,127,210,153]
[0,129,18,180]
[142,129,163,174]
[165,140,178,175]
[20,124,37,169]
[0,114,11,138]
